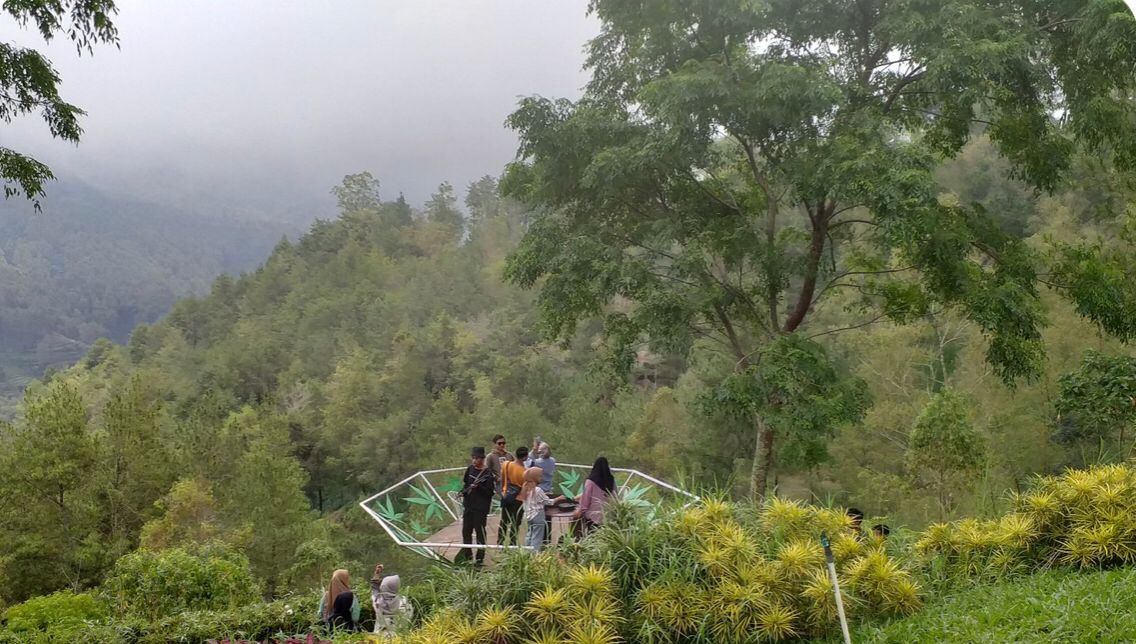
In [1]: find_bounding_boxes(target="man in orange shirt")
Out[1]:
[498,445,528,546]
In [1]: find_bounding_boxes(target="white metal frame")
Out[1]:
[359,463,700,559]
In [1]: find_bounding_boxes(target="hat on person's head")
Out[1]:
[471,446,486,458]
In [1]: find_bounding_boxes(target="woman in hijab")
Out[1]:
[519,466,562,551]
[528,442,557,545]
[572,456,616,539]
[318,568,360,631]
[370,563,410,637]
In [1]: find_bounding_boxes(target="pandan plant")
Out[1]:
[475,606,521,643]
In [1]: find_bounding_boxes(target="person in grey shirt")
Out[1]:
[528,442,556,493]
[485,434,514,486]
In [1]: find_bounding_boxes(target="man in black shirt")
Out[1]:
[455,446,495,565]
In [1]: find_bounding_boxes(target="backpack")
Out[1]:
[502,462,522,504]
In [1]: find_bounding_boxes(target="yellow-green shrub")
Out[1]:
[398,496,918,643]
[917,463,1136,580]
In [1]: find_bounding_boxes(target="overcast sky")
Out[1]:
[3,1,596,222]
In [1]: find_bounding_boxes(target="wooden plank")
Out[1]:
[426,510,578,564]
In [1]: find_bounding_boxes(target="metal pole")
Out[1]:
[821,533,852,644]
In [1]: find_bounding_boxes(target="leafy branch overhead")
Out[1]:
[0,0,119,208]
[502,0,1136,497]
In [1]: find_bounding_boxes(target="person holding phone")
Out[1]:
[370,563,411,637]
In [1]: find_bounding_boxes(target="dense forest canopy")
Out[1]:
[1,145,1133,608]
[0,0,1135,638]
[501,0,1136,498]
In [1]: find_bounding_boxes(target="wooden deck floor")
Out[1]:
[426,512,576,564]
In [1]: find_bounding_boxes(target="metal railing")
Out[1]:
[359,463,700,559]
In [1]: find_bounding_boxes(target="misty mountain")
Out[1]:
[0,177,304,415]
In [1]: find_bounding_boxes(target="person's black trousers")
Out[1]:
[456,508,489,564]
[498,498,522,546]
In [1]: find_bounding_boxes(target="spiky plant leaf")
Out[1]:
[831,532,863,563]
[568,564,616,601]
[756,602,799,641]
[568,594,622,627]
[700,498,733,523]
[775,539,823,581]
[761,497,810,534]
[477,606,522,642]
[522,631,563,644]
[526,587,570,630]
[884,576,923,615]
[563,620,621,644]
[995,513,1037,549]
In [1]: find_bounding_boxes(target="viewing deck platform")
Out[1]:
[360,463,698,563]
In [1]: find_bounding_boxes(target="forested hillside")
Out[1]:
[0,179,300,417]
[1,136,1132,610]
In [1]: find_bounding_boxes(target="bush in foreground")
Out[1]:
[399,498,919,643]
[396,462,1136,643]
[917,463,1136,585]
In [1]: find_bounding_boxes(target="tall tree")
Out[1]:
[331,171,381,214]
[1,0,119,208]
[426,181,465,241]
[223,432,313,597]
[906,388,985,520]
[502,0,1136,498]
[100,376,172,555]
[0,382,101,597]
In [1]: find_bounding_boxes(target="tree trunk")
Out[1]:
[750,415,775,501]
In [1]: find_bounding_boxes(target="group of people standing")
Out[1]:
[455,435,615,565]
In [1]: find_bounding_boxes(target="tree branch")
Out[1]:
[684,168,743,214]
[829,218,878,229]
[783,201,831,332]
[881,67,927,114]
[712,302,749,364]
[804,313,887,340]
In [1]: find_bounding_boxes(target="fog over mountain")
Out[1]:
[3,1,596,224]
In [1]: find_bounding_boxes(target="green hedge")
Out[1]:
[102,545,262,623]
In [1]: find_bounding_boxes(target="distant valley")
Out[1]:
[0,178,305,417]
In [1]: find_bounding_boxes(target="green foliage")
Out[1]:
[101,545,260,622]
[907,389,986,519]
[2,590,105,633]
[138,593,320,644]
[1055,350,1136,453]
[500,0,1136,499]
[222,421,315,594]
[0,380,102,600]
[139,478,224,551]
[101,376,173,556]
[849,567,1136,643]
[711,335,870,470]
[0,0,118,207]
